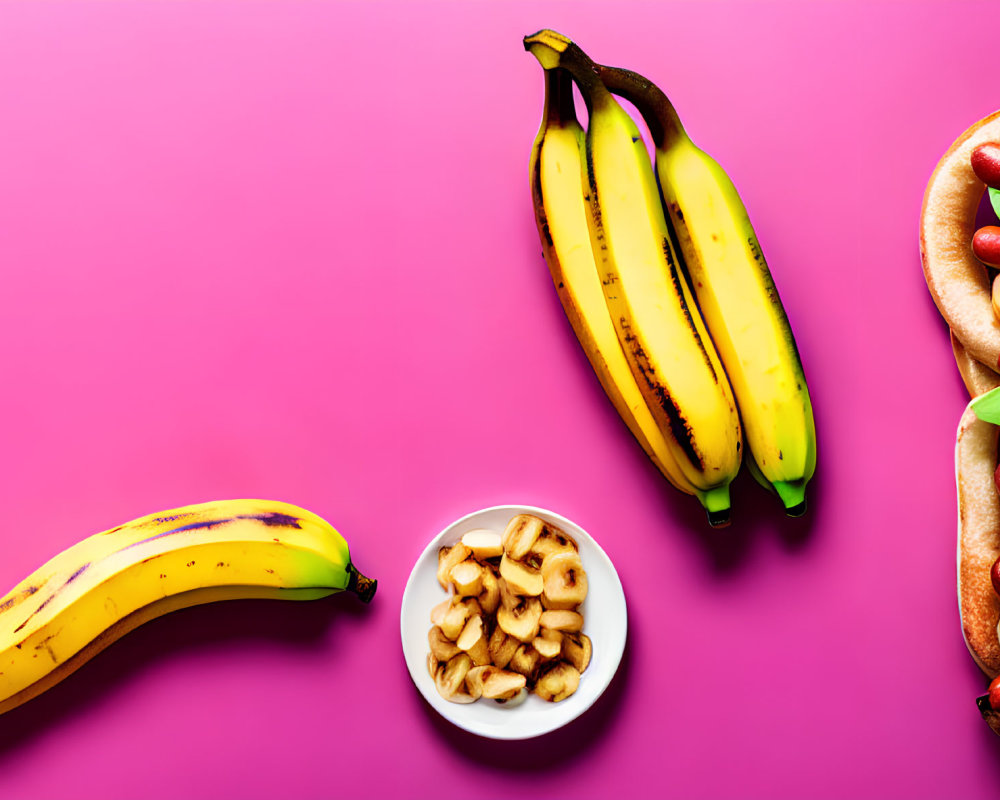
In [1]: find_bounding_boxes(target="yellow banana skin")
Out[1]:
[0,499,375,716]
[526,30,742,525]
[528,66,695,498]
[596,63,817,515]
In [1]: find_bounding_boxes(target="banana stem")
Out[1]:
[593,63,687,151]
[541,67,578,127]
[346,566,377,603]
[524,31,615,116]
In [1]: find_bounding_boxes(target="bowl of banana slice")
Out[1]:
[400,504,627,740]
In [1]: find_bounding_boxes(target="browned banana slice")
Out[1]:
[478,566,500,614]
[461,529,504,559]
[920,111,1000,371]
[429,625,462,662]
[481,669,527,700]
[498,577,520,611]
[466,665,527,700]
[541,551,588,609]
[535,662,581,702]
[440,597,482,640]
[508,643,541,680]
[957,404,1000,676]
[437,543,472,589]
[532,628,563,660]
[499,554,543,596]
[502,514,545,559]
[488,626,519,669]
[456,615,491,666]
[495,688,528,708]
[430,598,451,628]
[440,600,471,640]
[530,525,578,560]
[427,652,440,679]
[539,609,584,633]
[953,331,1000,398]
[449,560,483,596]
[497,596,542,642]
[435,653,476,703]
[562,632,592,673]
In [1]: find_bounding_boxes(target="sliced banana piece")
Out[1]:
[497,596,542,642]
[488,626,519,669]
[429,625,462,662]
[562,632,592,673]
[494,687,528,708]
[478,566,500,614]
[541,551,588,609]
[461,529,504,559]
[539,609,584,632]
[435,653,477,703]
[502,514,545,559]
[456,615,491,666]
[530,525,578,560]
[449,560,483,596]
[437,543,471,589]
[535,662,581,702]
[532,628,563,660]
[499,554,543,596]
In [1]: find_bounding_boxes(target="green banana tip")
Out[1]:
[696,486,732,528]
[772,480,808,517]
[347,565,377,603]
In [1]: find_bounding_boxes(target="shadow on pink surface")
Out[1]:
[0,593,371,759]
[414,626,632,764]
[665,464,822,576]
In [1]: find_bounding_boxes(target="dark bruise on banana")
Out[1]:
[428,514,592,706]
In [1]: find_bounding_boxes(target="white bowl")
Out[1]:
[400,504,627,740]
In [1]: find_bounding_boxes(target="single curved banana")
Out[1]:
[595,62,817,516]
[0,499,376,716]
[528,65,696,499]
[525,30,742,525]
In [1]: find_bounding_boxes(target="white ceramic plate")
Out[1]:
[400,504,627,740]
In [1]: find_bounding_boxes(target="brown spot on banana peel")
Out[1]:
[0,584,42,617]
[118,513,302,557]
[616,314,705,472]
[921,111,1000,373]
[12,564,90,634]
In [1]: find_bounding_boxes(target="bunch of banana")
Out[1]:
[0,499,376,716]
[525,29,816,522]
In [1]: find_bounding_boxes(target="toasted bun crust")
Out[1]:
[921,112,1000,373]
[957,404,1000,676]
[952,331,1000,398]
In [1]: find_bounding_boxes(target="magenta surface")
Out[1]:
[0,1,995,797]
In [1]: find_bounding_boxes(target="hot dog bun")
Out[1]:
[956,404,1000,677]
[921,111,1000,373]
[952,331,1000,399]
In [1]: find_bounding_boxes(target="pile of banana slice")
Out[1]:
[427,514,592,705]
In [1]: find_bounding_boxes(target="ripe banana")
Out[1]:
[525,30,742,526]
[528,65,696,500]
[595,62,817,516]
[0,499,376,716]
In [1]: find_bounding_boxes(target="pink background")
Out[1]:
[0,1,995,797]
